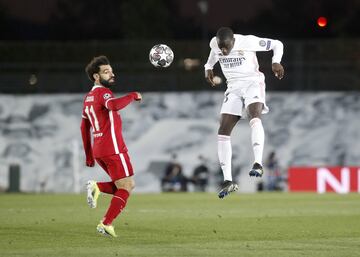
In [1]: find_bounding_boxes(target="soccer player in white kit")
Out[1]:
[204,27,284,198]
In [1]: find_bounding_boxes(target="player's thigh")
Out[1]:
[102,153,134,181]
[244,81,269,117]
[219,113,240,135]
[114,176,135,191]
[95,158,109,173]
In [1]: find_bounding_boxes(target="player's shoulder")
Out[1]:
[82,88,93,103]
[92,85,112,94]
[234,34,265,48]
[234,33,245,39]
[209,37,218,49]
[235,34,257,42]
[92,86,114,101]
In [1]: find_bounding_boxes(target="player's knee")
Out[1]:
[247,104,263,120]
[218,125,231,135]
[123,182,134,193]
[114,178,134,192]
[248,113,261,120]
[128,179,135,191]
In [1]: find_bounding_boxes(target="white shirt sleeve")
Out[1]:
[241,35,284,64]
[204,48,219,70]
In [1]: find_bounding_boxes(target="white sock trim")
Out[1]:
[218,135,230,141]
[249,117,261,128]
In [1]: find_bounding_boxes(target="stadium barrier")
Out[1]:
[7,164,20,192]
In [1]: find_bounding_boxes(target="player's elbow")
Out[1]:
[273,40,284,50]
[106,99,118,111]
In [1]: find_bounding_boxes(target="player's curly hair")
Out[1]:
[85,55,110,82]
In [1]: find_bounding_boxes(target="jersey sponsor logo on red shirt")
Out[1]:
[93,132,103,138]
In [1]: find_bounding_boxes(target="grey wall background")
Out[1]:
[0,92,359,193]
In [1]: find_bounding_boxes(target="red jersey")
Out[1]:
[81,85,136,158]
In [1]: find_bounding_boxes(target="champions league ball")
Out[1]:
[149,44,174,68]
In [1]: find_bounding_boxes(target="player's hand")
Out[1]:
[85,158,95,167]
[205,69,216,87]
[134,92,142,101]
[272,63,284,80]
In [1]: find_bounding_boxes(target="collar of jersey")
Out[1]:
[92,84,105,91]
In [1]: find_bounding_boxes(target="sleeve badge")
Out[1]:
[103,93,111,100]
[259,40,266,47]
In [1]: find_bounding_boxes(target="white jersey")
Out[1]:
[204,34,283,83]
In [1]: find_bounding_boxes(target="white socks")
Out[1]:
[218,118,264,181]
[218,135,232,181]
[249,118,264,165]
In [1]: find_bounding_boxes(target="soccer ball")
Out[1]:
[149,44,174,68]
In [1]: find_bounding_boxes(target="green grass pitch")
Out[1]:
[0,193,359,257]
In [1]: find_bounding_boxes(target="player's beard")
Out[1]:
[100,77,116,88]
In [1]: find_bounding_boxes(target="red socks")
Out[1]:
[103,189,130,225]
[96,183,130,225]
[97,182,117,194]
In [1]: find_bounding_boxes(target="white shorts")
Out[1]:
[220,80,269,117]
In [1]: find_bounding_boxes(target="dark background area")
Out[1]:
[0,0,359,93]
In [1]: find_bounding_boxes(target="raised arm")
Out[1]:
[105,92,142,111]
[269,39,284,79]
[242,35,284,80]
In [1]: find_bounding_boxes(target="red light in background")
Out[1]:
[317,16,327,27]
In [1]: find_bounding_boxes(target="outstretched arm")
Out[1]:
[270,40,284,79]
[270,39,284,64]
[105,92,142,111]
[80,118,94,167]
[241,35,285,79]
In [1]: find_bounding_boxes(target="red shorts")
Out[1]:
[95,152,134,181]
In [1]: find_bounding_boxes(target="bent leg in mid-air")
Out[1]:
[247,102,265,177]
[217,113,240,198]
[86,159,118,208]
[88,153,135,237]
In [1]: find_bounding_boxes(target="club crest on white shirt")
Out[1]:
[259,40,266,47]
[103,93,111,100]
[237,50,244,56]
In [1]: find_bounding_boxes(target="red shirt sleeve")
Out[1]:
[105,92,138,111]
[80,117,93,162]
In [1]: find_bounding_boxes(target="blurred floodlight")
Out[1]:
[183,58,201,71]
[317,16,327,28]
[29,74,38,86]
[197,0,208,14]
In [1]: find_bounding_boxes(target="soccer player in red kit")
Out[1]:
[80,56,141,237]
